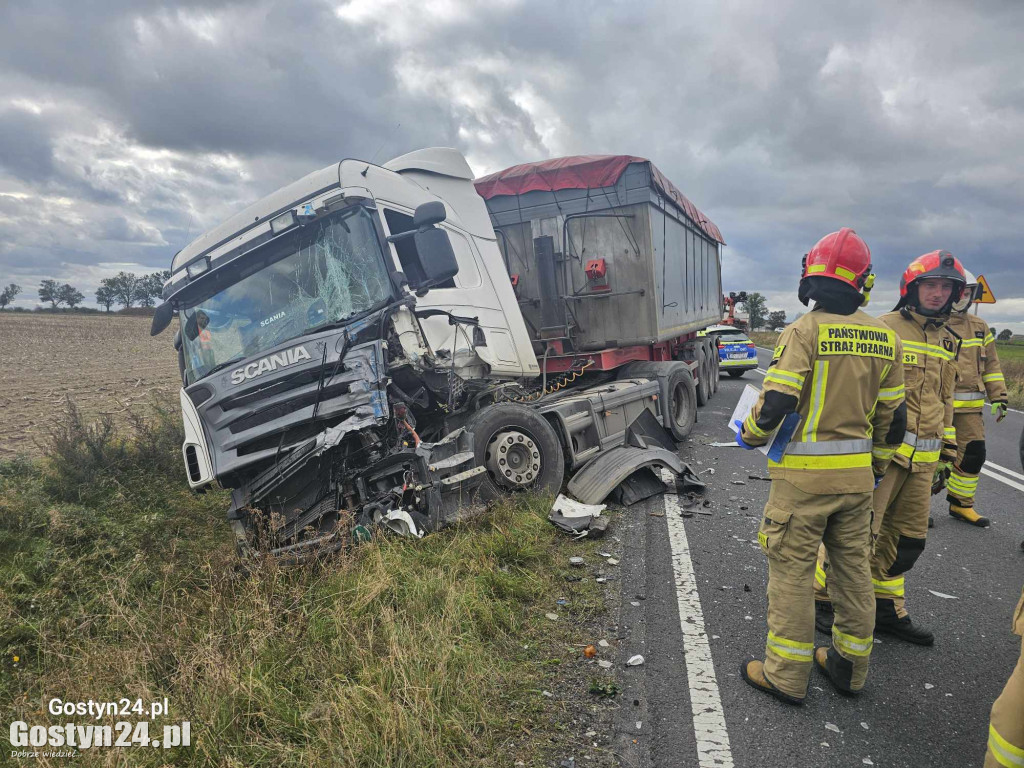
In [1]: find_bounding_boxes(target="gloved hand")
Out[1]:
[931,461,952,495]
[991,402,1008,422]
[733,420,756,450]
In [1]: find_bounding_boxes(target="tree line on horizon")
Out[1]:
[0,270,171,312]
[738,291,1016,340]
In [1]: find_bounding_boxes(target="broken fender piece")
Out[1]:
[548,494,607,537]
[567,446,686,505]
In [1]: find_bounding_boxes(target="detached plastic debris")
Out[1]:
[549,494,608,538]
[626,654,645,666]
[927,590,958,599]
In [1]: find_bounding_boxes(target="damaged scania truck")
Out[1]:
[151,149,726,560]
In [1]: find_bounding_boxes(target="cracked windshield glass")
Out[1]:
[181,205,392,383]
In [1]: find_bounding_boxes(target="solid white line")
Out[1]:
[986,460,1024,482]
[754,368,767,376]
[660,469,734,768]
[980,466,1024,493]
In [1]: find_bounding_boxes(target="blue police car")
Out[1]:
[706,325,759,378]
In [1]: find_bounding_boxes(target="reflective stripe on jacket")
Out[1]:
[882,309,958,472]
[742,308,905,494]
[948,312,1008,409]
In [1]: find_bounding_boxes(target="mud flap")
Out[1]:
[567,446,686,505]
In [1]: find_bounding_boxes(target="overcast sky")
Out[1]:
[1,0,1022,330]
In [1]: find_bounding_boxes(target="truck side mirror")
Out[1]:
[412,228,458,289]
[386,202,458,292]
[413,201,446,228]
[151,301,174,336]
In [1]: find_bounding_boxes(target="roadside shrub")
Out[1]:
[42,397,185,502]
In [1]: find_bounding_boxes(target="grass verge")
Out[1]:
[748,331,780,349]
[1,403,614,767]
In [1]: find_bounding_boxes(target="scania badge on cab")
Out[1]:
[151,148,726,560]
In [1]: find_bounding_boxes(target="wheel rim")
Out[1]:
[671,382,691,428]
[485,430,541,489]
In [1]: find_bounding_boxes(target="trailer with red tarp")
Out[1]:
[475,155,725,404]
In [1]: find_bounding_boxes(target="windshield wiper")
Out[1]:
[202,355,246,379]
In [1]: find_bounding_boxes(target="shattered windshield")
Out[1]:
[180,205,392,383]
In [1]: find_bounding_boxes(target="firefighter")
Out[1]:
[985,588,1024,768]
[946,270,1009,527]
[738,228,905,704]
[816,251,964,647]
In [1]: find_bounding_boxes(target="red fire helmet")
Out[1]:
[898,250,966,299]
[800,228,872,290]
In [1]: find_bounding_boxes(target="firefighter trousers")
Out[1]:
[759,479,874,699]
[949,411,986,507]
[815,462,931,618]
[985,591,1024,768]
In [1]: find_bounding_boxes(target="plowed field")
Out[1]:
[0,313,180,458]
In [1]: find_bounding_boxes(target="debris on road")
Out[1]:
[607,558,620,566]
[710,441,739,447]
[924,683,935,689]
[927,590,959,599]
[825,722,841,733]
[545,613,559,621]
[583,645,597,658]
[598,660,613,669]
[626,654,645,666]
[549,494,607,538]
[569,556,585,567]
[598,639,610,648]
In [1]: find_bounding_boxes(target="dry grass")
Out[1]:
[748,331,780,349]
[0,404,614,767]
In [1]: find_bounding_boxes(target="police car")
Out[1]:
[703,324,759,378]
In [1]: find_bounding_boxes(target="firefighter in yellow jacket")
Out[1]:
[738,228,906,704]
[817,251,965,647]
[945,270,1009,527]
[985,587,1024,767]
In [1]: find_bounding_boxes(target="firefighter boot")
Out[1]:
[814,647,860,696]
[948,502,990,528]
[740,660,804,705]
[815,601,835,635]
[875,599,934,646]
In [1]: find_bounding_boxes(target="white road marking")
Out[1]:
[986,460,1024,482]
[755,368,767,376]
[980,466,1024,493]
[660,469,734,768]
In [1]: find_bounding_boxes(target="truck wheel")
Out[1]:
[467,403,565,500]
[709,345,720,395]
[728,370,745,378]
[665,366,697,440]
[696,349,711,406]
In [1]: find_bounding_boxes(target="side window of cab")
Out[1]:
[381,207,479,290]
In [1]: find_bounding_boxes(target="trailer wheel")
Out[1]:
[708,343,720,395]
[696,349,711,406]
[467,403,565,500]
[728,370,745,378]
[665,366,697,440]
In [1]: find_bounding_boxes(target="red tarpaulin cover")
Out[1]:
[474,154,724,244]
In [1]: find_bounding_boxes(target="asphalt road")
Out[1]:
[613,348,1024,768]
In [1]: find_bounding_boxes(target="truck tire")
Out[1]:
[617,361,696,441]
[466,402,565,501]
[708,343,720,395]
[665,365,697,440]
[696,348,711,406]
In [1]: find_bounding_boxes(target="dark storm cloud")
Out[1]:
[0,0,1021,329]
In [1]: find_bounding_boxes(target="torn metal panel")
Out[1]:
[567,446,685,505]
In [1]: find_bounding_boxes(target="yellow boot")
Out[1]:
[949,503,990,527]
